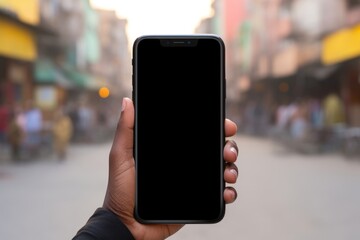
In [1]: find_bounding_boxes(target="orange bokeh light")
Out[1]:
[99,87,110,98]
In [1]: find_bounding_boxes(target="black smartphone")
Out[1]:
[133,34,225,224]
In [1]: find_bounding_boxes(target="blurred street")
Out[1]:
[1,135,360,240]
[1,0,360,239]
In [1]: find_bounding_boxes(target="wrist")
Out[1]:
[102,203,143,239]
[74,208,135,240]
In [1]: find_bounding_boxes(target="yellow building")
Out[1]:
[0,0,39,104]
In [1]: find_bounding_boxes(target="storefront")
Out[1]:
[0,57,33,105]
[322,24,360,127]
[0,8,38,105]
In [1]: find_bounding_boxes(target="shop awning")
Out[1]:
[0,17,37,61]
[35,59,75,88]
[52,59,107,90]
[62,65,102,90]
[322,24,360,65]
[0,9,55,61]
[64,69,89,88]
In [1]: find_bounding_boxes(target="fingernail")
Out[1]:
[233,190,238,201]
[121,98,126,112]
[227,187,237,202]
[230,147,237,156]
[230,168,238,177]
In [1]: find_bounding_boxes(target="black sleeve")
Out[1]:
[72,208,135,240]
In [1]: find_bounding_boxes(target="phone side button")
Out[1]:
[224,78,226,99]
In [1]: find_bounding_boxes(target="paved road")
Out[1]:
[1,135,360,240]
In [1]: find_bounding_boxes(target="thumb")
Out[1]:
[109,97,135,170]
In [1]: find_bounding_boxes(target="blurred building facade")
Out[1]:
[0,0,131,115]
[93,9,131,98]
[197,0,360,153]
[0,0,42,106]
[195,0,248,123]
[36,0,85,115]
[240,0,360,128]
[0,0,132,154]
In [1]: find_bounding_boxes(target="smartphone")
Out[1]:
[133,35,225,224]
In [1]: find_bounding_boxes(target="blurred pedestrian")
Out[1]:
[309,98,324,130]
[77,101,95,142]
[244,100,256,134]
[322,93,346,152]
[52,108,73,160]
[323,93,345,127]
[23,100,43,158]
[272,102,291,141]
[7,110,24,161]
[67,102,79,142]
[276,104,289,129]
[290,100,309,141]
[0,101,10,145]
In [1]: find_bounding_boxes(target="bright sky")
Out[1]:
[90,0,213,46]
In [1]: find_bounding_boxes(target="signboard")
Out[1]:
[35,86,57,110]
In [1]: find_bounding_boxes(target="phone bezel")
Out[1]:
[133,34,226,224]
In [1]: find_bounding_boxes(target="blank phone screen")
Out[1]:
[134,36,225,223]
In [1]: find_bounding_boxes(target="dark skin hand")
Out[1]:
[103,98,239,240]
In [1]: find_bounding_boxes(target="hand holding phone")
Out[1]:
[103,97,238,239]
